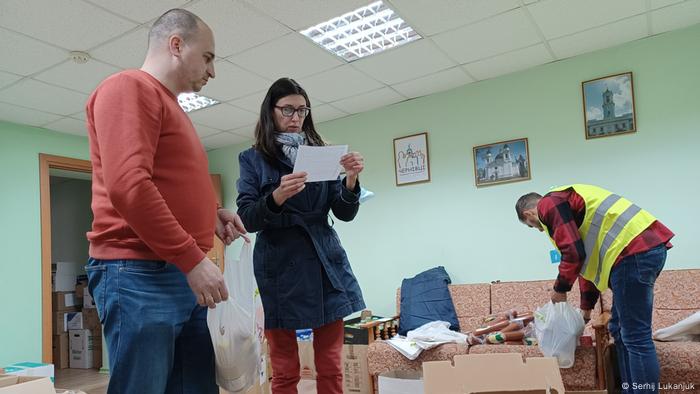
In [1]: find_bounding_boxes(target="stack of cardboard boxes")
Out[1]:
[52,263,102,370]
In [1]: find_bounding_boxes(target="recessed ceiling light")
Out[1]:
[178,93,220,113]
[300,1,421,62]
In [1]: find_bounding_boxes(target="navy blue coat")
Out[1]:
[236,147,366,329]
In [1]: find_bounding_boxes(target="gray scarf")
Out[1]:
[275,132,307,164]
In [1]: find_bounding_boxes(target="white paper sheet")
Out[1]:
[293,145,348,182]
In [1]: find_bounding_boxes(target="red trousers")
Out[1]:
[265,320,344,394]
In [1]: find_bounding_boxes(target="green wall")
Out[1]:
[208,24,700,318]
[0,121,89,366]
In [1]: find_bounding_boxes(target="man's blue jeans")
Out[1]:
[608,245,667,394]
[86,258,217,394]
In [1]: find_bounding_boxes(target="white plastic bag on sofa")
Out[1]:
[207,241,264,393]
[653,311,700,342]
[534,301,585,368]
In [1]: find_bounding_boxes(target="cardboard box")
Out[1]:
[0,363,54,380]
[378,370,423,394]
[52,292,77,311]
[0,375,54,394]
[423,353,606,394]
[53,308,79,335]
[69,329,102,369]
[65,309,100,331]
[82,286,95,309]
[52,335,69,370]
[342,344,370,394]
[52,262,78,292]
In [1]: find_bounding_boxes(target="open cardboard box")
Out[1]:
[0,375,55,394]
[423,353,606,394]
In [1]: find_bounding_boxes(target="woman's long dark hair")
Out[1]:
[254,78,326,164]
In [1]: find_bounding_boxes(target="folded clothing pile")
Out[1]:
[467,310,537,346]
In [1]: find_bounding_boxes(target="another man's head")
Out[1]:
[515,192,543,231]
[145,9,215,94]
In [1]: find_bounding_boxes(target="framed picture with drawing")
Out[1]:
[393,132,430,186]
[473,138,530,187]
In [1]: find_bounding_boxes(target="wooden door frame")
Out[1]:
[39,153,92,362]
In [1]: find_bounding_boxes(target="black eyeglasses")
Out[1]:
[275,105,311,118]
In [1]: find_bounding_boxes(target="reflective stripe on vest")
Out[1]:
[542,184,656,291]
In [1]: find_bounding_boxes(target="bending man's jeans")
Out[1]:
[86,258,217,394]
[608,245,667,394]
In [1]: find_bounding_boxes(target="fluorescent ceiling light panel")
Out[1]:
[300,1,421,62]
[178,93,220,113]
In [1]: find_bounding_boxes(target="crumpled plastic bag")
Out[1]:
[207,241,263,393]
[653,311,700,342]
[534,302,585,368]
[388,321,467,360]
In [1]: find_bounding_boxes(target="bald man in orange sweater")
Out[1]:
[85,9,246,394]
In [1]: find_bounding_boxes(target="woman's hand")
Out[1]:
[272,172,307,206]
[340,152,364,190]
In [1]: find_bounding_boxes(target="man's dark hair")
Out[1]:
[148,9,203,46]
[515,192,542,221]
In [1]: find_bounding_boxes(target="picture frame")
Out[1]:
[473,138,530,187]
[582,72,637,139]
[393,132,430,186]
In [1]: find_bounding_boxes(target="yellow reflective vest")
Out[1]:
[540,184,656,291]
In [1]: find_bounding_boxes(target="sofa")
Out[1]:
[367,269,700,391]
[367,278,609,391]
[601,268,700,391]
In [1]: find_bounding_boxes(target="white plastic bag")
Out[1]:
[653,311,700,342]
[406,321,468,349]
[534,302,585,368]
[207,241,264,393]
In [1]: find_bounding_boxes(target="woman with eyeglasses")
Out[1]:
[236,77,365,394]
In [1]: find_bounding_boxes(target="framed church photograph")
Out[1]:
[582,72,637,139]
[473,138,530,187]
[393,132,430,186]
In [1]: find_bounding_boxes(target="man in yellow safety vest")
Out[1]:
[516,184,674,394]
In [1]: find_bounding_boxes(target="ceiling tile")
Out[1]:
[0,27,67,76]
[330,87,405,115]
[352,39,456,85]
[199,60,271,102]
[392,67,473,98]
[91,27,149,69]
[69,111,87,121]
[463,44,553,81]
[432,9,541,64]
[228,124,256,138]
[0,0,136,50]
[193,123,222,138]
[201,131,249,149]
[43,117,88,136]
[651,0,700,35]
[0,79,88,116]
[526,0,646,39]
[243,0,371,31]
[228,33,343,80]
[311,104,348,123]
[0,71,22,90]
[549,15,648,59]
[0,102,63,127]
[650,0,686,9]
[187,103,258,130]
[185,0,290,58]
[390,0,521,36]
[33,59,120,94]
[85,0,191,24]
[297,65,384,103]
[228,91,266,113]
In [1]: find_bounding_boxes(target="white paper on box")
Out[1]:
[292,145,348,182]
[65,312,83,330]
[53,262,78,292]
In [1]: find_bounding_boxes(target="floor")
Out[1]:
[55,368,108,394]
